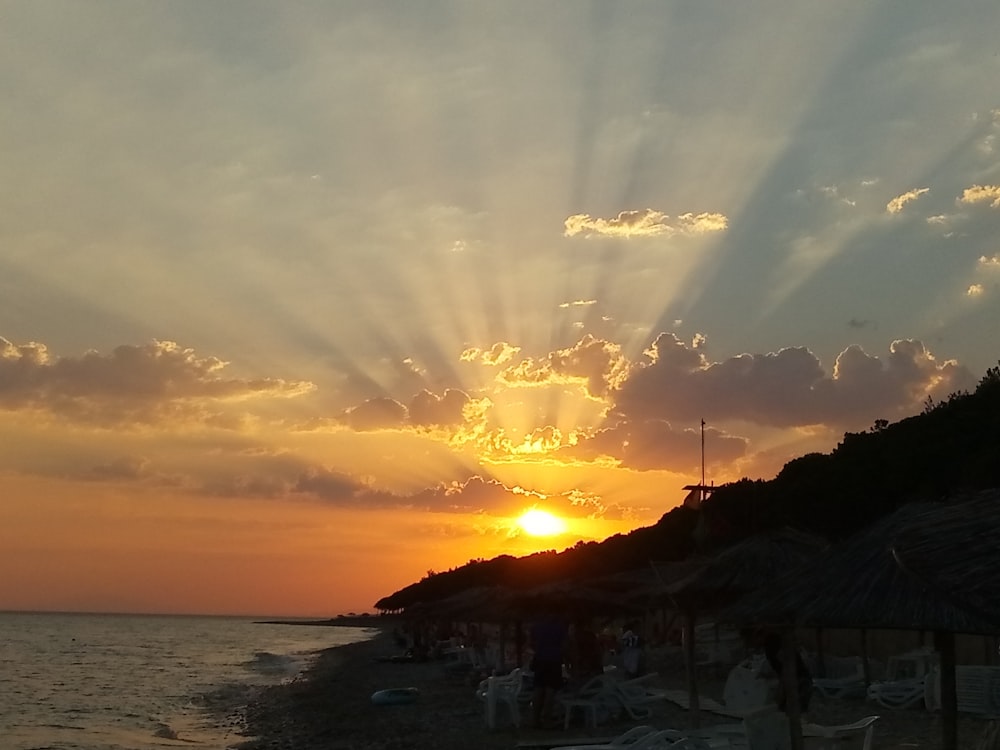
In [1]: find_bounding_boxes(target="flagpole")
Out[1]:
[700,419,706,495]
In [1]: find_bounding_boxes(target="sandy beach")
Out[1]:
[228,625,993,750]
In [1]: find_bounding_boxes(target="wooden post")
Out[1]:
[780,630,805,750]
[860,628,872,687]
[496,621,506,673]
[683,609,700,728]
[936,630,958,750]
[815,627,826,678]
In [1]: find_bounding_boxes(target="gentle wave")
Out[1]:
[0,612,375,750]
[244,651,298,677]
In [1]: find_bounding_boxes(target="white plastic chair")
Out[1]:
[866,676,925,709]
[611,676,668,721]
[560,674,620,729]
[811,655,866,699]
[477,667,522,729]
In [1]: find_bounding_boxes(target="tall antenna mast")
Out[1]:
[700,418,706,495]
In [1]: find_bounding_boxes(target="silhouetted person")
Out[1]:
[620,620,643,678]
[530,613,568,727]
[574,620,603,679]
[763,632,812,714]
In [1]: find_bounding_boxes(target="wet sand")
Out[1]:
[228,626,993,750]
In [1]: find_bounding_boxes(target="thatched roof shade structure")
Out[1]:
[890,488,1000,629]
[723,502,999,635]
[721,499,1000,750]
[505,578,644,619]
[659,527,826,733]
[404,584,514,623]
[667,527,827,612]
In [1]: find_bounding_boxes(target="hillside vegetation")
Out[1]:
[374,364,1000,612]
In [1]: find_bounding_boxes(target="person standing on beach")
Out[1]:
[529,613,568,728]
[762,632,813,715]
[620,620,643,678]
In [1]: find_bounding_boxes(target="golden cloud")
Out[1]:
[564,209,728,238]
[460,342,521,366]
[959,185,1000,208]
[886,187,929,214]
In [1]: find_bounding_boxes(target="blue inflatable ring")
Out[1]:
[371,687,419,706]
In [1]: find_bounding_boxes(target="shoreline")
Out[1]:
[253,614,397,628]
[227,631,992,750]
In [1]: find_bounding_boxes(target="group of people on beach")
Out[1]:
[527,615,650,727]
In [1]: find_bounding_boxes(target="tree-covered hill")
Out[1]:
[374,364,1000,613]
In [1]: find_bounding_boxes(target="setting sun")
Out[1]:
[518,509,566,537]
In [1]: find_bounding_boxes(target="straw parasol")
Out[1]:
[665,527,827,612]
[662,527,827,729]
[723,500,1000,750]
[726,503,999,635]
[890,488,1000,629]
[504,577,645,619]
[403,584,514,622]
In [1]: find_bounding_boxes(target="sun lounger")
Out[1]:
[811,655,866,699]
[661,688,758,720]
[866,647,937,710]
[543,725,659,750]
[866,676,926,709]
[924,665,1000,715]
[801,715,879,750]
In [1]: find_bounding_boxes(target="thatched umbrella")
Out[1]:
[723,501,1000,750]
[890,488,1000,629]
[505,578,645,619]
[663,527,827,730]
[726,503,999,633]
[404,584,513,622]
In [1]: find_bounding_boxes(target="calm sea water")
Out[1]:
[0,611,376,750]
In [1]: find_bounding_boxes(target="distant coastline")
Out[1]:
[255,614,397,629]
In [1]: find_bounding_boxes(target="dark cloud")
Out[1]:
[342,396,408,431]
[340,388,472,431]
[564,419,748,473]
[294,468,364,501]
[84,455,151,480]
[613,333,975,429]
[409,388,470,427]
[0,337,313,425]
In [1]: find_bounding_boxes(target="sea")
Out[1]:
[0,611,377,750]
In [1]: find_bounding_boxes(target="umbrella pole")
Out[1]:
[815,627,826,678]
[860,628,872,688]
[683,609,700,728]
[936,630,958,750]
[780,630,805,750]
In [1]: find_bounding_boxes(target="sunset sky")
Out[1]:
[2,2,999,617]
